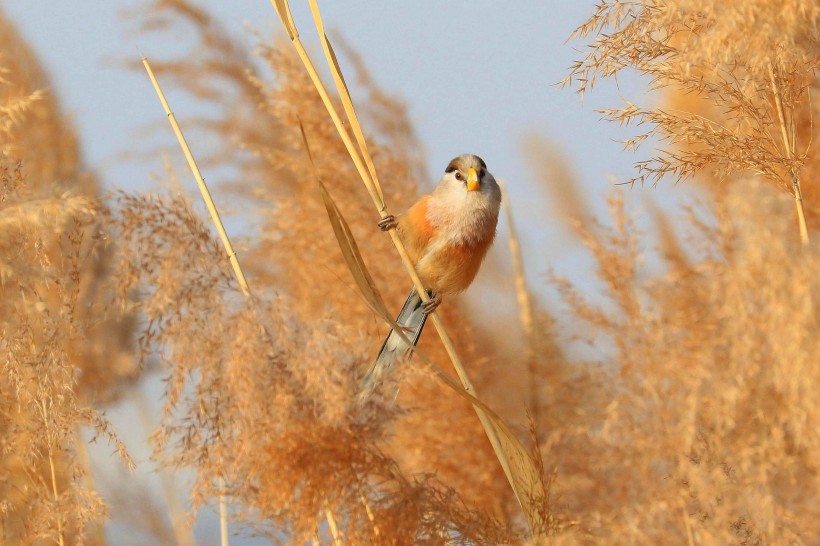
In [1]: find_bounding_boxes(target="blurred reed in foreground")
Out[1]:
[0,13,133,545]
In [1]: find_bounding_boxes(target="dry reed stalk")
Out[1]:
[268,0,384,208]
[355,481,379,539]
[142,54,254,546]
[141,55,251,297]
[39,399,66,546]
[219,490,229,546]
[769,64,809,244]
[306,0,383,208]
[271,0,548,532]
[324,506,342,546]
[498,179,539,422]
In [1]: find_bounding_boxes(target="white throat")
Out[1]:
[426,181,500,247]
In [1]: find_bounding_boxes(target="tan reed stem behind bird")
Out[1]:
[498,179,539,423]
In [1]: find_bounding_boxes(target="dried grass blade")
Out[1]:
[40,399,66,546]
[409,343,547,530]
[270,0,298,39]
[398,332,547,531]
[307,0,384,207]
[355,479,380,538]
[298,122,388,318]
[488,420,547,531]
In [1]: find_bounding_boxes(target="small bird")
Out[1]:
[360,154,501,401]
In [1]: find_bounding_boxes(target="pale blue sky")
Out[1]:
[3,0,667,262]
[4,2,693,543]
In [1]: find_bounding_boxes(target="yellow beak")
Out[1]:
[466,168,479,191]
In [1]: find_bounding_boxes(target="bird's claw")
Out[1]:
[421,294,441,315]
[378,214,398,232]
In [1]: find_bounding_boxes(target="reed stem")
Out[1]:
[769,64,809,245]
[141,56,252,295]
[142,54,260,546]
[324,507,342,546]
[499,180,539,423]
[40,399,65,546]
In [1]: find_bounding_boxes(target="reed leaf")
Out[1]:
[298,120,389,320]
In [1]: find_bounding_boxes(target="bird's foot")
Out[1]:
[378,214,397,232]
[421,294,441,315]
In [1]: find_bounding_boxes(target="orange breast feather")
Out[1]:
[398,196,435,265]
[421,231,495,294]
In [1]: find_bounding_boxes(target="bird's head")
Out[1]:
[428,154,501,241]
[443,154,492,193]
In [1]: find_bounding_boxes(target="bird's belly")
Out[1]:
[417,242,488,295]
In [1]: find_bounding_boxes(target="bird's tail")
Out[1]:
[358,288,428,403]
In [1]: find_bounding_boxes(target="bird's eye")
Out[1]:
[454,171,463,181]
[479,168,485,179]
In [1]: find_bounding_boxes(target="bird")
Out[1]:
[359,154,501,402]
